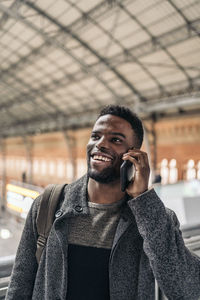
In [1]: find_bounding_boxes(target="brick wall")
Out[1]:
[0,115,200,188]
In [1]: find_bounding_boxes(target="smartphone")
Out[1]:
[120,160,135,192]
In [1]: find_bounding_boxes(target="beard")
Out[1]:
[87,157,121,184]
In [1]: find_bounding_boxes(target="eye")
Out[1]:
[111,137,123,143]
[91,134,100,140]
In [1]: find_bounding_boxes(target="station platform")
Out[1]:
[0,212,24,258]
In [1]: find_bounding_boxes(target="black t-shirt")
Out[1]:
[67,244,111,300]
[66,199,125,300]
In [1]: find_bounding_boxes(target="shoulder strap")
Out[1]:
[36,183,67,263]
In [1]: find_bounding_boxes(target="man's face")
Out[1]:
[87,114,138,184]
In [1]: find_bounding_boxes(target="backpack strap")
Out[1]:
[36,183,67,263]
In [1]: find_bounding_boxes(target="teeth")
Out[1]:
[93,155,111,162]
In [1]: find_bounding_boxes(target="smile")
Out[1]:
[92,155,112,162]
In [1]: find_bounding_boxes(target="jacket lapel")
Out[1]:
[53,175,141,253]
[59,174,89,217]
[52,175,90,255]
[112,203,140,250]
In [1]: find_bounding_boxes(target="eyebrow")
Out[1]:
[92,131,126,139]
[110,132,126,138]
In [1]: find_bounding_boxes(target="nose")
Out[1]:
[96,136,109,150]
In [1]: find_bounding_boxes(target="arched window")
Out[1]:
[77,159,87,178]
[169,159,178,184]
[160,158,169,185]
[49,161,55,176]
[21,159,27,173]
[33,159,39,174]
[57,160,65,178]
[41,160,47,176]
[197,161,200,180]
[9,158,14,169]
[186,159,196,180]
[66,161,73,181]
[16,158,21,171]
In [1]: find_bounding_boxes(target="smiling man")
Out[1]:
[6,105,200,300]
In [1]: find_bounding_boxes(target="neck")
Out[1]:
[87,177,125,204]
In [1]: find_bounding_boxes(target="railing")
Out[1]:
[0,255,15,299]
[0,226,200,300]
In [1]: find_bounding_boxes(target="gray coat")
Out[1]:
[6,175,200,300]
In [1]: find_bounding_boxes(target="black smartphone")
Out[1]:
[120,160,135,192]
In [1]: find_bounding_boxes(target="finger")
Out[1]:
[143,152,149,165]
[123,152,143,163]
[127,149,147,157]
[128,149,146,153]
[123,152,148,169]
[127,150,149,164]
[122,154,140,168]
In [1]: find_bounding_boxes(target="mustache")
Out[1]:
[87,145,114,158]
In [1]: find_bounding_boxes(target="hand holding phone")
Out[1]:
[120,160,135,192]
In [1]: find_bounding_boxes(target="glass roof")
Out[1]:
[0,0,199,137]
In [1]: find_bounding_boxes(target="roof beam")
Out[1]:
[1,95,200,138]
[139,97,200,114]
[0,3,117,113]
[0,71,67,117]
[167,0,200,39]
[67,0,165,96]
[0,109,98,138]
[107,18,200,66]
[0,56,109,114]
[1,3,199,104]
[3,13,199,75]
[0,0,128,80]
[112,3,192,84]
[18,0,146,102]
[0,0,23,29]
[1,68,199,123]
[0,1,129,105]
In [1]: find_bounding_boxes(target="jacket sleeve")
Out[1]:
[6,196,41,300]
[128,188,200,300]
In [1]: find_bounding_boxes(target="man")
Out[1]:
[6,105,200,300]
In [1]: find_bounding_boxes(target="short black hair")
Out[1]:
[97,105,144,148]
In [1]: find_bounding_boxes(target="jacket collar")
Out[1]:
[60,174,89,217]
[59,174,136,224]
[55,174,140,246]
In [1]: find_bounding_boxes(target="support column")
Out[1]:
[152,122,157,172]
[63,131,77,181]
[143,114,158,184]
[22,136,33,184]
[151,113,158,172]
[143,125,154,185]
[0,139,6,213]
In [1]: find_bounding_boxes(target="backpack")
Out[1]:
[36,183,67,263]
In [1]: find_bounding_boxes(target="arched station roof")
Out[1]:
[0,0,200,137]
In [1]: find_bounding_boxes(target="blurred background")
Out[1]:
[0,0,200,298]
